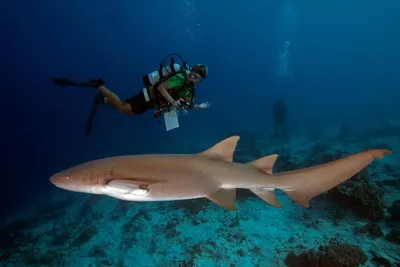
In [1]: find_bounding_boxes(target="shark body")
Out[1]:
[50,136,391,210]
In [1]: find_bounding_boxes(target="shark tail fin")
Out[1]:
[277,149,391,208]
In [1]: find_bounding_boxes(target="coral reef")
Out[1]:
[358,223,384,238]
[173,198,210,216]
[370,250,396,267]
[388,200,400,222]
[386,229,400,245]
[327,168,384,221]
[284,242,368,267]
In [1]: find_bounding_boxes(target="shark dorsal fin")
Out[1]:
[247,154,278,174]
[199,136,240,162]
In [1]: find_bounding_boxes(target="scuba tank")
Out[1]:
[144,63,182,86]
[142,53,190,87]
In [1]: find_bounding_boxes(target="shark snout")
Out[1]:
[49,171,93,193]
[49,174,62,187]
[49,173,70,190]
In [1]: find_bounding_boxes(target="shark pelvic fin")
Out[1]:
[199,136,240,162]
[206,188,237,210]
[247,154,278,174]
[284,191,310,208]
[250,189,282,208]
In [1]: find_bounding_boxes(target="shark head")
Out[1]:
[49,158,151,199]
[49,163,103,194]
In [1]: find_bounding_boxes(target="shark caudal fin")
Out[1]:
[199,136,240,210]
[247,154,282,208]
[277,149,391,208]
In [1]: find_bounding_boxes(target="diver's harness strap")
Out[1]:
[152,76,195,106]
[156,54,190,82]
[157,59,176,81]
[152,57,178,105]
[151,59,194,107]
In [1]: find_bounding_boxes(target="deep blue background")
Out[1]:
[1,0,399,217]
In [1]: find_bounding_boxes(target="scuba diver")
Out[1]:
[52,53,211,135]
[272,99,287,138]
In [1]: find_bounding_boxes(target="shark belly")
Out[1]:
[102,182,211,202]
[101,160,220,202]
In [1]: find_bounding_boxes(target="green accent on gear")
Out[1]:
[167,72,193,99]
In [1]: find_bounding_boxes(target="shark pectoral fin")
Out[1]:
[107,179,149,196]
[198,136,240,162]
[250,189,282,208]
[206,188,237,211]
[247,154,278,174]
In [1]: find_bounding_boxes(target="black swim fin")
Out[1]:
[52,77,104,88]
[86,93,104,136]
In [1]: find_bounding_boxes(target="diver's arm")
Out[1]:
[157,81,178,105]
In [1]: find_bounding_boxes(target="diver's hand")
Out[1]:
[172,99,183,108]
[199,101,211,109]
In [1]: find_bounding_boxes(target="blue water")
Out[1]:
[1,0,400,266]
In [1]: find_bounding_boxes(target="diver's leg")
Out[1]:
[123,89,155,116]
[278,121,284,136]
[96,86,133,114]
[280,120,285,135]
[273,119,279,137]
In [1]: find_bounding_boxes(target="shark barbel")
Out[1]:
[50,136,391,210]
